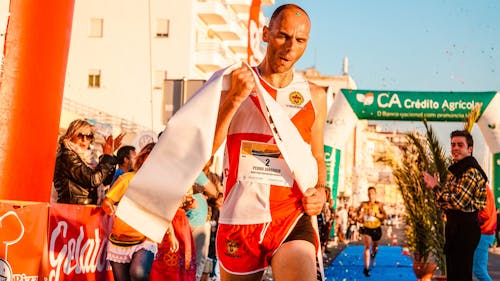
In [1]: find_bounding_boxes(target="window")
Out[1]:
[154,70,167,89]
[88,69,101,88]
[89,18,103,37]
[156,19,169,38]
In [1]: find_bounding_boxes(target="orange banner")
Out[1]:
[0,0,75,202]
[247,0,261,65]
[46,203,114,281]
[0,201,48,281]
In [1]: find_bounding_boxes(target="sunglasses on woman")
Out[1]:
[77,133,94,141]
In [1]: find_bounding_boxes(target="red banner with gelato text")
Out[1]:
[45,203,114,281]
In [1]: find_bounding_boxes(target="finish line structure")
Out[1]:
[324,89,500,208]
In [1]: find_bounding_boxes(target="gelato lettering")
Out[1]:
[49,221,108,281]
[376,92,482,111]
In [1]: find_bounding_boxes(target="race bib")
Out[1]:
[237,141,293,187]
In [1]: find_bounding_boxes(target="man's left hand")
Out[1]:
[302,187,327,216]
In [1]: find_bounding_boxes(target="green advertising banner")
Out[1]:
[341,89,497,121]
[326,90,500,217]
[324,144,341,238]
[324,145,341,210]
[494,153,500,209]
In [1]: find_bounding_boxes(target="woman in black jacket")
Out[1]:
[53,119,121,205]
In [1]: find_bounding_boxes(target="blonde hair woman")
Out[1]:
[53,119,122,204]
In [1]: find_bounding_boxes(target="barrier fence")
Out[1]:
[0,201,114,281]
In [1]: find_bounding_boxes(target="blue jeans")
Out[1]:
[110,249,155,281]
[473,234,495,281]
[191,222,211,281]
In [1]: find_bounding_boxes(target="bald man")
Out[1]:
[211,4,327,281]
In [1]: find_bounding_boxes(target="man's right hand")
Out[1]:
[422,171,438,189]
[227,64,256,105]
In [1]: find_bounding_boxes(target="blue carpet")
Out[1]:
[325,245,415,281]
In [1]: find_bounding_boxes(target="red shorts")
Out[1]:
[216,212,319,274]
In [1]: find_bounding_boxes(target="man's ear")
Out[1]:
[262,26,269,43]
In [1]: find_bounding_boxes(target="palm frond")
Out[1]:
[463,103,482,132]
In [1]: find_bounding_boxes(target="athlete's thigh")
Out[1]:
[271,240,316,281]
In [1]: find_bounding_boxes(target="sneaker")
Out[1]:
[363,268,370,277]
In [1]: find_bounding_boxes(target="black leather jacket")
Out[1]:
[53,144,116,205]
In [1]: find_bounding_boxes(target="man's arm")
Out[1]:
[212,65,256,154]
[378,202,387,220]
[310,82,327,189]
[301,82,327,216]
[356,203,365,222]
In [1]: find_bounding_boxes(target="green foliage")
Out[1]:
[463,104,482,133]
[393,123,449,275]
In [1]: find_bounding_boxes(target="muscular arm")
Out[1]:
[301,83,328,216]
[309,82,327,187]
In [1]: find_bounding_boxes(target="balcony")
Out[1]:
[210,20,243,41]
[262,0,275,5]
[197,0,231,25]
[195,41,232,73]
[225,0,251,14]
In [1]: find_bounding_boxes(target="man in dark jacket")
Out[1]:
[423,130,487,281]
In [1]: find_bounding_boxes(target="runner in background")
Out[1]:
[357,186,387,277]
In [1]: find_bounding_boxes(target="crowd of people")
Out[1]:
[53,119,225,281]
[50,3,499,281]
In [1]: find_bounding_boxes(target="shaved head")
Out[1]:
[269,4,310,28]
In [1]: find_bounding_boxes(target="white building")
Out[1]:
[61,0,273,134]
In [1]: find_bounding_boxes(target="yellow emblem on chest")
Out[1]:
[289,91,304,106]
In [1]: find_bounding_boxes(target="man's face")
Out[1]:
[263,8,310,73]
[126,150,136,170]
[368,188,376,202]
[450,136,472,162]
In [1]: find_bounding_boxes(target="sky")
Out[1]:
[263,1,499,168]
[263,0,499,92]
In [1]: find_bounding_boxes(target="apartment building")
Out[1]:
[61,0,273,134]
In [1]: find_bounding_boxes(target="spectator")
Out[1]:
[473,185,497,281]
[496,209,500,247]
[53,119,122,205]
[187,164,220,281]
[110,145,136,186]
[150,191,198,281]
[101,143,157,281]
[336,204,348,244]
[423,130,487,281]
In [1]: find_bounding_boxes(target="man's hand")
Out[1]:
[227,64,256,105]
[422,171,438,190]
[302,187,327,216]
